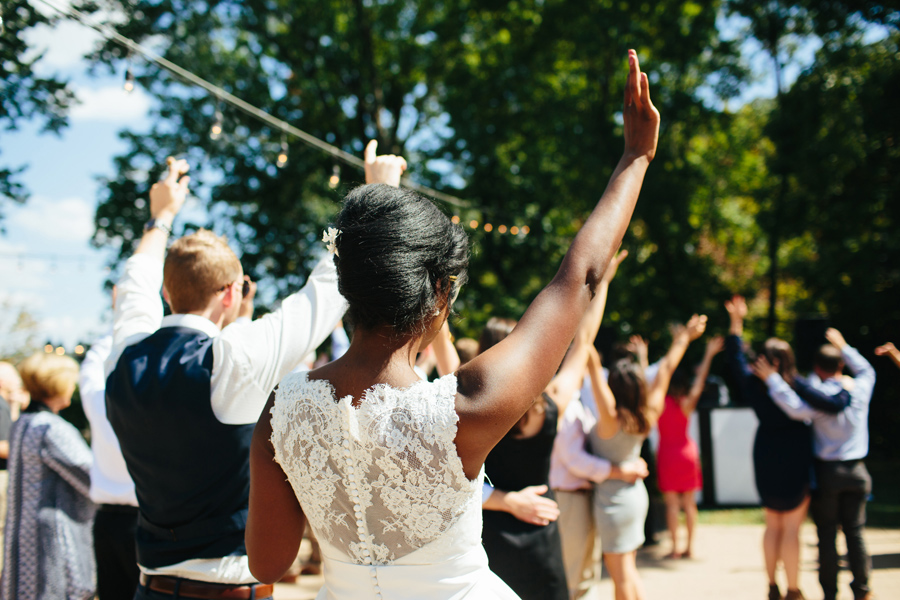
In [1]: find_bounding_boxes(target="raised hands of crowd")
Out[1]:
[724,295,748,337]
[364,140,407,187]
[238,275,257,320]
[625,335,650,373]
[875,342,900,369]
[150,157,190,220]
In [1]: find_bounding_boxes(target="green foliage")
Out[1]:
[0,0,76,216]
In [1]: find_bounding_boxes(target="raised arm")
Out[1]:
[681,335,723,416]
[875,341,900,370]
[455,51,659,472]
[545,251,628,419]
[109,159,189,367]
[586,344,622,439]
[646,315,707,425]
[432,321,461,377]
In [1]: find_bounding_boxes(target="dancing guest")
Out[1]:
[551,380,649,600]
[480,251,627,600]
[656,335,723,559]
[725,296,850,600]
[1,353,95,600]
[104,144,400,600]
[246,49,660,599]
[755,328,876,600]
[586,314,707,600]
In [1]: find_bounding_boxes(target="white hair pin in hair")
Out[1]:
[322,227,341,256]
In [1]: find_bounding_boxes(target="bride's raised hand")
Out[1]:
[623,49,660,162]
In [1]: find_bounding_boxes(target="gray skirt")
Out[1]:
[592,478,649,554]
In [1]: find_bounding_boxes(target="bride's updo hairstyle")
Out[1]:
[332,183,469,335]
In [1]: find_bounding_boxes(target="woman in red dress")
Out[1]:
[656,336,723,558]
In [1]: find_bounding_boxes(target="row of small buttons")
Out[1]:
[343,425,381,597]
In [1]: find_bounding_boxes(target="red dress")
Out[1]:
[656,395,702,493]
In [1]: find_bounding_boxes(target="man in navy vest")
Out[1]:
[106,144,407,600]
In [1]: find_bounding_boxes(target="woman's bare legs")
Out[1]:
[781,496,810,593]
[681,491,698,558]
[604,551,644,600]
[662,492,682,558]
[763,508,784,588]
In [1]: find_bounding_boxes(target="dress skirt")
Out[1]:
[316,546,519,599]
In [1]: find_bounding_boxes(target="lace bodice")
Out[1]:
[270,372,483,567]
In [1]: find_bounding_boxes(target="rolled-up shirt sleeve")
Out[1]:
[212,256,348,424]
[842,346,876,405]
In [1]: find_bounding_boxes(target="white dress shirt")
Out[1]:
[105,252,347,582]
[79,333,138,506]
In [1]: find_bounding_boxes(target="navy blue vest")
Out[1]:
[106,327,254,569]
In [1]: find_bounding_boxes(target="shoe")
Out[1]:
[784,589,804,600]
[768,584,782,600]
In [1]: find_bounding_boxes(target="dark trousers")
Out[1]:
[133,582,273,600]
[94,504,140,600]
[811,459,872,600]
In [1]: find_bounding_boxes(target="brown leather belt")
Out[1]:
[139,574,274,599]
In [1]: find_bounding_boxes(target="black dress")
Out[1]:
[725,335,850,512]
[482,394,568,600]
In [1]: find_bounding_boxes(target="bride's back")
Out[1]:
[270,371,483,566]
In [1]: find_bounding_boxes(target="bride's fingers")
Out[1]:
[640,72,654,112]
[630,50,642,110]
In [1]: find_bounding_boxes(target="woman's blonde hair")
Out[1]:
[17,353,79,404]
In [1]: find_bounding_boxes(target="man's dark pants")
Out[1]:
[94,504,140,599]
[811,459,872,600]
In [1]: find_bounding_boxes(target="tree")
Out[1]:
[0,0,76,223]
[88,0,741,345]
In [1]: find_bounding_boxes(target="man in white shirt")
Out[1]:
[105,144,405,600]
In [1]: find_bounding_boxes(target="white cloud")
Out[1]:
[8,195,96,243]
[70,84,153,123]
[23,16,104,72]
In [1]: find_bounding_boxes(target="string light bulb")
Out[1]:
[469,220,478,229]
[276,136,288,168]
[123,67,135,93]
[328,165,340,189]
[498,225,508,234]
[74,345,85,355]
[484,223,493,232]
[510,226,519,235]
[55,346,65,356]
[44,344,54,354]
[451,215,460,224]
[210,108,223,140]
[522,226,530,235]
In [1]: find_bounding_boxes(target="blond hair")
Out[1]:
[18,353,79,404]
[163,229,242,313]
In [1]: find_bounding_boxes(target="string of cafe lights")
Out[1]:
[28,0,532,238]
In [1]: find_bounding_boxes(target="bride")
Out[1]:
[246,49,660,599]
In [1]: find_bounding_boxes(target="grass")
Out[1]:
[692,459,900,529]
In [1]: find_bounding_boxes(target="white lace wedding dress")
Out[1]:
[270,372,519,599]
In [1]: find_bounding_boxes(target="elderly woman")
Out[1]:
[1,353,95,600]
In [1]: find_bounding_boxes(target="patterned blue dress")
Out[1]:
[1,403,96,600]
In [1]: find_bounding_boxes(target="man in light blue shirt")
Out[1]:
[758,328,875,600]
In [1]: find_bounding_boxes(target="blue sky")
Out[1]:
[0,2,858,355]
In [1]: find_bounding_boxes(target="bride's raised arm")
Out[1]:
[454,49,660,477]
